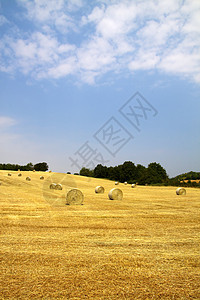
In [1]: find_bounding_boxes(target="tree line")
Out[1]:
[171,171,200,181]
[0,162,49,172]
[169,171,200,188]
[79,162,200,187]
[80,161,168,185]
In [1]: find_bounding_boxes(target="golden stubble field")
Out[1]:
[0,170,200,299]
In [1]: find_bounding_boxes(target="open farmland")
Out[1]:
[0,170,200,299]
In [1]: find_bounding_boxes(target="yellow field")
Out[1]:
[0,170,200,299]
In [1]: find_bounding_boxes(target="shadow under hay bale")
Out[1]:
[176,188,186,195]
[26,177,31,181]
[95,186,105,193]
[40,176,44,180]
[55,183,63,190]
[50,183,57,189]
[108,188,123,200]
[66,189,84,205]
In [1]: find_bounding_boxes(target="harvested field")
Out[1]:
[0,170,200,299]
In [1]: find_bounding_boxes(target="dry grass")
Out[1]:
[0,170,200,299]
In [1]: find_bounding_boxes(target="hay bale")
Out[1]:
[26,176,31,181]
[50,183,57,189]
[108,188,123,200]
[33,170,36,172]
[124,182,127,185]
[55,183,63,190]
[95,186,105,193]
[8,173,12,176]
[49,170,52,173]
[18,173,22,177]
[131,184,136,188]
[40,176,44,180]
[66,189,84,205]
[115,181,119,185]
[176,188,186,195]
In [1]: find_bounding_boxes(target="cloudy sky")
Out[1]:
[0,0,200,177]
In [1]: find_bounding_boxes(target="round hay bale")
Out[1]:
[49,170,52,173]
[40,176,44,180]
[95,186,105,193]
[66,189,84,205]
[115,181,119,185]
[26,176,31,181]
[18,173,22,177]
[8,173,12,176]
[33,170,36,172]
[55,183,63,190]
[131,184,136,188]
[124,182,127,185]
[176,188,186,195]
[108,188,123,200]
[50,183,57,189]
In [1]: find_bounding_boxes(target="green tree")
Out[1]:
[107,166,119,181]
[119,161,137,182]
[135,164,147,183]
[147,162,168,184]
[94,164,108,178]
[26,162,34,171]
[80,167,94,177]
[34,162,48,172]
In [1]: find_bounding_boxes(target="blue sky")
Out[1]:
[0,0,200,177]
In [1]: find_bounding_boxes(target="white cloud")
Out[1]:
[17,0,78,33]
[18,0,64,22]
[0,0,200,84]
[129,50,160,71]
[0,117,19,153]
[0,116,16,129]
[159,48,200,79]
[0,15,9,26]
[47,57,77,79]
[77,37,115,71]
[95,3,137,39]
[58,44,76,53]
